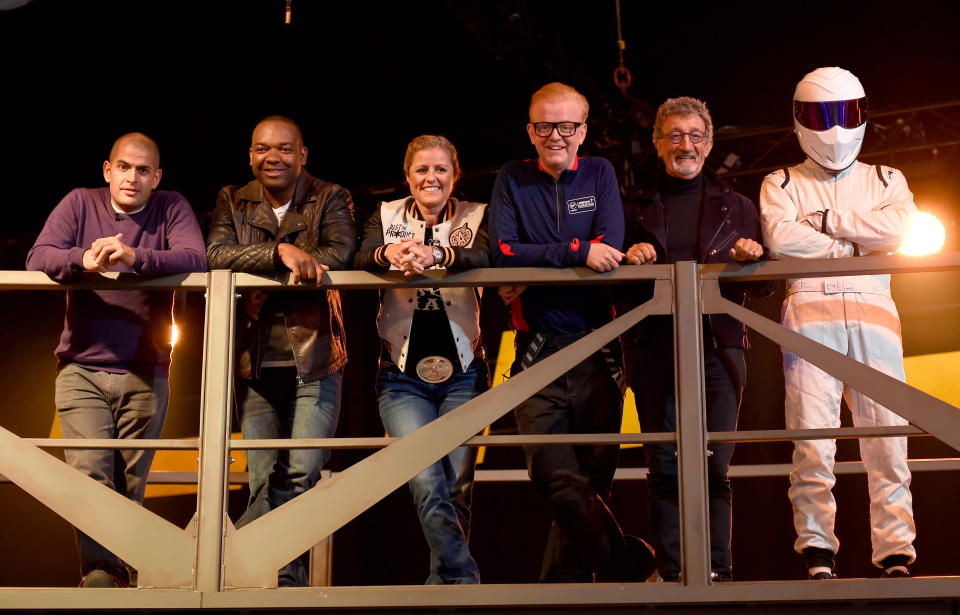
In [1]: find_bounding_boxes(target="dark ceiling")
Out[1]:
[3,0,959,242]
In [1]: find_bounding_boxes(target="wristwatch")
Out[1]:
[432,247,444,266]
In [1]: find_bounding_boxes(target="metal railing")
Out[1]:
[1,255,960,610]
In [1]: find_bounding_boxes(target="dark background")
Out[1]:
[2,0,960,587]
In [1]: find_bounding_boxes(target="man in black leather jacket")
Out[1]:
[206,115,357,586]
[619,97,773,583]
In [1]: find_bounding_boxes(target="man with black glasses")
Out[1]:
[618,96,771,583]
[490,82,654,583]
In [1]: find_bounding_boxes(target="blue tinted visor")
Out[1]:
[794,97,868,131]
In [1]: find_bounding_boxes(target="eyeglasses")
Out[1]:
[531,121,583,137]
[794,97,867,131]
[657,130,707,144]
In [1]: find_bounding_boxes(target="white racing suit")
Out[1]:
[759,158,917,566]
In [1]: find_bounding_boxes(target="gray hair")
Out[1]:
[653,96,713,144]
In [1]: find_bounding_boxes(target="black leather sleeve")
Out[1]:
[296,184,358,271]
[205,187,280,275]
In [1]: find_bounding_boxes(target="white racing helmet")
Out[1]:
[793,67,867,171]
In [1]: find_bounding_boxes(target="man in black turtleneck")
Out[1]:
[618,96,772,583]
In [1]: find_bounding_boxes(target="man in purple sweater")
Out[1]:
[26,133,207,588]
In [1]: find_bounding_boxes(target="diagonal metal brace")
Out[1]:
[701,278,960,452]
[0,425,195,587]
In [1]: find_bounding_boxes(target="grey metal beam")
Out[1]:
[673,261,711,586]
[230,264,672,290]
[5,255,959,289]
[12,425,925,451]
[708,425,926,443]
[701,278,960,452]
[221,280,673,588]
[474,458,960,482]
[701,252,960,282]
[2,578,960,611]
[0,270,208,290]
[228,432,678,449]
[20,438,200,449]
[194,269,238,592]
[200,577,960,609]
[0,588,203,610]
[8,455,960,486]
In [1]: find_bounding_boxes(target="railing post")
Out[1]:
[194,270,237,592]
[674,261,711,586]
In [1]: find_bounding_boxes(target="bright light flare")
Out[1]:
[171,323,180,347]
[900,212,946,255]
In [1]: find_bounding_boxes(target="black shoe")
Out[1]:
[597,535,657,582]
[880,554,911,578]
[881,565,910,578]
[623,535,658,582]
[803,547,836,580]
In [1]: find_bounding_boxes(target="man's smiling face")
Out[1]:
[527,97,587,179]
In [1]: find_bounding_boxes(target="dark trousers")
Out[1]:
[624,338,744,580]
[512,332,627,582]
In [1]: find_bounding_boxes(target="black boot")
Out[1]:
[803,546,836,580]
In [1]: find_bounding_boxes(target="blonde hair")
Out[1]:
[403,135,461,180]
[528,82,589,122]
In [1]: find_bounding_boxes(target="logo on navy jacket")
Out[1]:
[567,196,596,215]
[449,222,473,247]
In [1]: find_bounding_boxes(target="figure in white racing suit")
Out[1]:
[759,66,917,580]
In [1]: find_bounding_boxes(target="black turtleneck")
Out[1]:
[660,172,703,263]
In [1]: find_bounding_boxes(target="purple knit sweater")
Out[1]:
[26,187,207,376]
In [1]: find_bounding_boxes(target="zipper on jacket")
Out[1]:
[662,203,670,261]
[703,205,734,261]
[554,179,561,233]
[708,229,739,256]
[282,314,306,385]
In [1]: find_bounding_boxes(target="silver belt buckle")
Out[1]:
[416,356,454,383]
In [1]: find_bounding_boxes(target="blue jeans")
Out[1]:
[235,368,342,587]
[376,358,488,584]
[55,363,169,584]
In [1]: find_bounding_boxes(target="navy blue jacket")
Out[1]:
[490,157,624,335]
[618,165,774,350]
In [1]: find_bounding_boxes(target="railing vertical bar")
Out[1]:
[194,270,237,592]
[674,261,711,586]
